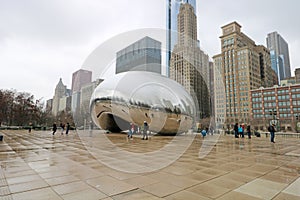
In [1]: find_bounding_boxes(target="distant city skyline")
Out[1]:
[0,0,299,101]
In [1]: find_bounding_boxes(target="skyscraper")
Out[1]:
[166,0,196,77]
[213,22,276,125]
[116,36,161,74]
[169,3,210,120]
[71,69,92,117]
[266,32,291,81]
[52,78,67,116]
[71,69,92,93]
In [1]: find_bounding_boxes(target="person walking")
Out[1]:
[52,123,57,135]
[66,123,70,135]
[246,124,251,139]
[234,123,239,138]
[268,123,276,143]
[142,121,149,140]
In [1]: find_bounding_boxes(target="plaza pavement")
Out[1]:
[0,129,300,200]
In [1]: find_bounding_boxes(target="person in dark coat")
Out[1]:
[66,123,70,135]
[234,123,239,138]
[28,122,32,133]
[269,124,276,143]
[246,124,251,139]
[52,123,57,135]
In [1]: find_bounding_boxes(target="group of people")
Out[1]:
[234,123,252,139]
[52,122,70,135]
[128,121,149,140]
[233,122,276,143]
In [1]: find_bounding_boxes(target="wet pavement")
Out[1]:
[0,130,299,200]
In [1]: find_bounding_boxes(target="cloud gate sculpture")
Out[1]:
[90,71,196,135]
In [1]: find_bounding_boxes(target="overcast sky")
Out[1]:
[0,0,299,101]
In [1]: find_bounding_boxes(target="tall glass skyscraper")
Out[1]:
[166,0,196,77]
[116,36,161,74]
[266,32,291,82]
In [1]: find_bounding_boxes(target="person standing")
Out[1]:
[241,124,245,138]
[28,122,32,133]
[234,123,239,138]
[60,123,65,135]
[268,123,276,143]
[233,123,239,138]
[201,128,207,138]
[238,125,244,138]
[246,124,251,139]
[52,123,57,135]
[128,123,134,138]
[142,121,149,140]
[66,123,70,135]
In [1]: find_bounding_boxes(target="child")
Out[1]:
[201,128,207,138]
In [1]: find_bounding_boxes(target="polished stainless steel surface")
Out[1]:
[90,71,196,134]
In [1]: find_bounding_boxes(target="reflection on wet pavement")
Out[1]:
[0,129,299,199]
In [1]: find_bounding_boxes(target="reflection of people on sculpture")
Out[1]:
[142,121,149,140]
[90,71,196,135]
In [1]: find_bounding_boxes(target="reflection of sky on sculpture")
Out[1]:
[91,71,196,116]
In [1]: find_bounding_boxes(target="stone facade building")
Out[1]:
[169,3,210,119]
[213,22,277,126]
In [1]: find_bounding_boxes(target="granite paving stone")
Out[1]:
[0,130,299,199]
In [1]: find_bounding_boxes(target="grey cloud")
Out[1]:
[0,0,299,100]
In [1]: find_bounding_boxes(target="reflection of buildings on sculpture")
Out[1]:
[116,36,162,74]
[169,3,210,120]
[90,71,196,135]
[213,21,277,127]
[250,84,300,132]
